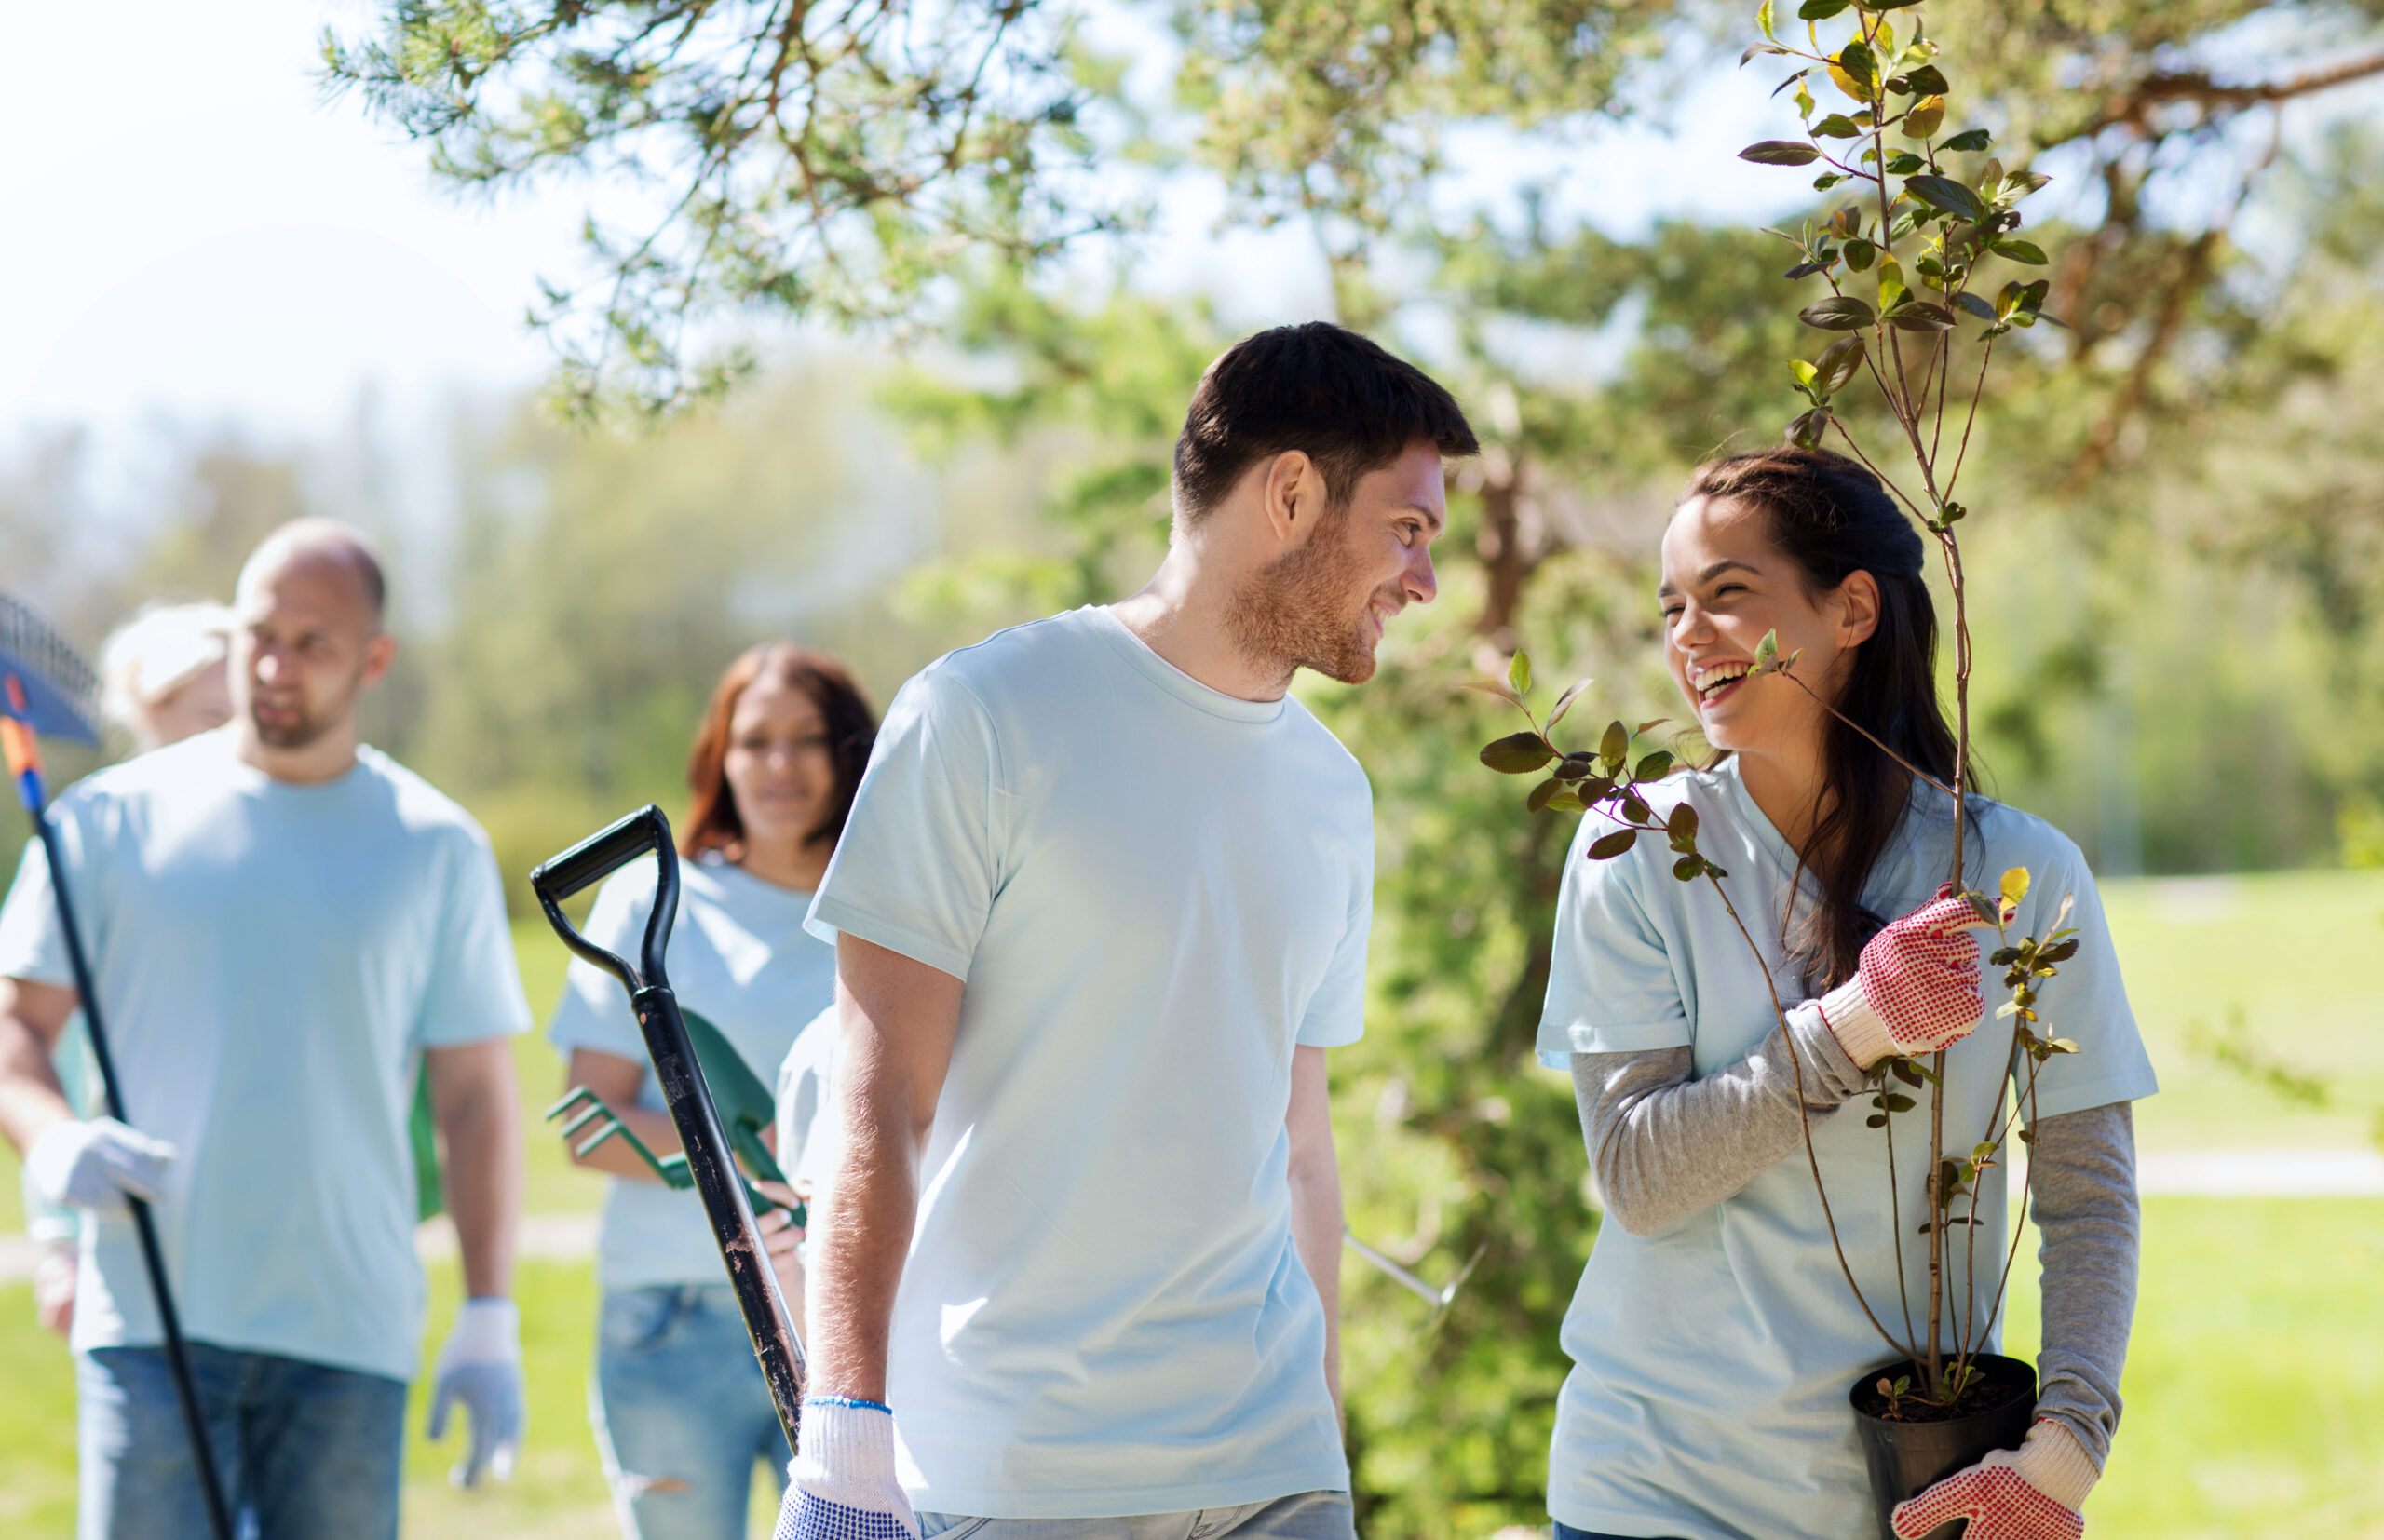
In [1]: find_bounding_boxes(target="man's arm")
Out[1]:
[1285,1043,1343,1418]
[0,976,79,1156]
[427,1039,522,1301]
[806,932,964,1403]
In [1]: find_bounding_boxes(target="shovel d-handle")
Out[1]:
[531,805,807,1456]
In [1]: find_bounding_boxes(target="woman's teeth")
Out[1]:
[1692,661,1752,698]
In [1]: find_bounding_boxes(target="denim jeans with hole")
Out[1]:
[75,1342,406,1540]
[592,1283,788,1540]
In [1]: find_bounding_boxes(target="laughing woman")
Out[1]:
[1537,449,2157,1540]
[548,643,875,1540]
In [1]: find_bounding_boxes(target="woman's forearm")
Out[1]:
[2027,1101,2138,1469]
[1570,1003,1872,1236]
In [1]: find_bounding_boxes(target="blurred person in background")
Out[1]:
[0,520,531,1540]
[24,603,236,1337]
[548,642,876,1540]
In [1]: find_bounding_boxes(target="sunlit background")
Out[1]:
[4,2,2382,1535]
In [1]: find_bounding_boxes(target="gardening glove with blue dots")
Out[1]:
[428,1297,525,1487]
[775,1398,920,1540]
[1892,1418,2097,1539]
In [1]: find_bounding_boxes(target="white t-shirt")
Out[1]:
[547,853,836,1290]
[0,730,529,1383]
[1536,756,2159,1540]
[806,604,1372,1518]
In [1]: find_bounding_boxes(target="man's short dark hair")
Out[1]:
[1172,322,1479,521]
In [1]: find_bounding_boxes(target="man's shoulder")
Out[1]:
[352,749,494,849]
[920,608,1104,701]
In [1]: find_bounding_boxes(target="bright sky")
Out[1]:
[0,3,1813,453]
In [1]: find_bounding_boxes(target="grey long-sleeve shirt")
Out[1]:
[1571,1006,2139,1466]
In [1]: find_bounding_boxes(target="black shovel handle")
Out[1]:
[529,805,806,1455]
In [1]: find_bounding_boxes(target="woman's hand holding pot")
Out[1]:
[1891,1419,2095,1539]
[1819,885,1993,1067]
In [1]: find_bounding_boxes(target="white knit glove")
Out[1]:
[1819,887,1994,1067]
[25,1117,176,1211]
[1892,1419,2098,1539]
[428,1298,525,1487]
[774,1398,920,1540]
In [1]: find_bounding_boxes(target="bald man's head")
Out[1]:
[230,520,397,759]
[237,519,386,631]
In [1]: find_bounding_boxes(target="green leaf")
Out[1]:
[1548,677,1595,728]
[1799,296,1876,330]
[1480,733,1556,774]
[1526,777,1562,814]
[1790,358,1821,395]
[1667,802,1700,845]
[1876,256,1908,312]
[1901,63,1949,95]
[1786,407,1831,448]
[1999,866,2031,905]
[1942,128,1993,152]
[1993,237,2049,265]
[1741,41,1791,64]
[2002,169,2052,196]
[1588,830,1640,860]
[1866,1114,1889,1128]
[1952,290,1998,321]
[2047,1037,2080,1054]
[1673,855,1703,881]
[1458,680,1519,705]
[1829,40,1878,101]
[1843,237,1876,272]
[1757,0,1776,37]
[2039,938,2080,965]
[1741,140,1822,165]
[1814,334,1866,393]
[1883,1092,1916,1113]
[1885,150,1925,175]
[1634,750,1674,782]
[1754,629,1781,669]
[1797,0,1850,16]
[1886,301,1957,331]
[1902,95,1945,140]
[1509,651,1532,696]
[1905,174,1988,223]
[1890,1059,1925,1087]
[1619,791,1653,824]
[1599,720,1630,764]
[1637,718,1672,736]
[1813,114,1862,139]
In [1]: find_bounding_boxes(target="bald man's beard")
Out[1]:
[1226,507,1388,687]
[244,670,365,751]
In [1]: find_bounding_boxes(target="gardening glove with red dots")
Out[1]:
[1891,1419,2098,1540]
[1818,885,1994,1068]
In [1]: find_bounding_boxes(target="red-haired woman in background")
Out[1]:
[549,644,876,1540]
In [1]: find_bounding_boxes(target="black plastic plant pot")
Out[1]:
[1849,1354,2036,1540]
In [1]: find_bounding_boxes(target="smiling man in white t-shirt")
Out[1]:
[776,322,1478,1540]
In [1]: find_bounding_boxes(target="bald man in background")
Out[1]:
[0,520,531,1540]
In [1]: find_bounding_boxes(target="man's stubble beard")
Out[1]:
[1226,504,1385,687]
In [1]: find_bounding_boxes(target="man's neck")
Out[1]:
[232,723,362,785]
[1109,549,1290,702]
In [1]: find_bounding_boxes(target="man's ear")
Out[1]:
[361,631,398,688]
[1835,570,1882,650]
[1259,451,1324,547]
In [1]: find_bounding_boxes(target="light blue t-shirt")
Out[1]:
[0,730,529,1383]
[1536,756,2158,1540]
[547,853,834,1290]
[807,604,1372,1519]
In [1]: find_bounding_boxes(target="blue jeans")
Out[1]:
[592,1284,788,1540]
[1553,1524,1688,1540]
[76,1343,406,1540]
[917,1490,1355,1540]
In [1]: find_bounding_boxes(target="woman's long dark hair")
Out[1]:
[1680,447,1971,991]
